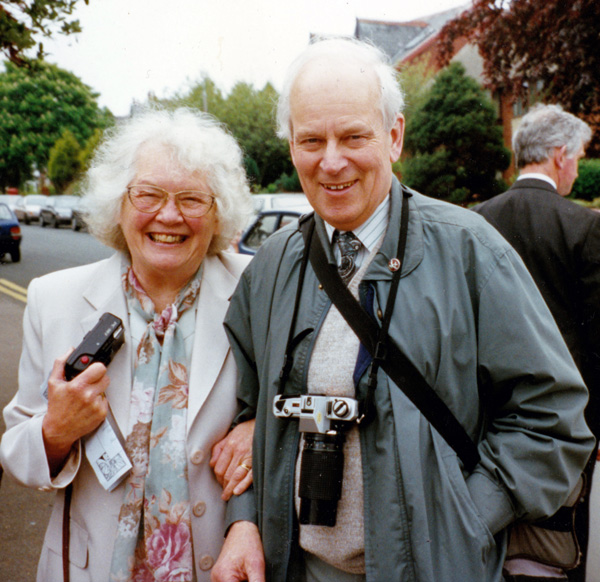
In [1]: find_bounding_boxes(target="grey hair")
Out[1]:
[81,107,253,255]
[276,36,405,140]
[513,104,592,168]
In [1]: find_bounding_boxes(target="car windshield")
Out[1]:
[25,195,48,206]
[54,197,79,208]
[0,204,12,220]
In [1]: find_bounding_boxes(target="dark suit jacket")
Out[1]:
[474,178,600,436]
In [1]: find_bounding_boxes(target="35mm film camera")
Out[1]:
[65,313,125,380]
[273,394,360,527]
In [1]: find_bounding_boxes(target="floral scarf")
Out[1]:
[109,265,202,582]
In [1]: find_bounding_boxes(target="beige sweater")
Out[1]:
[295,244,381,574]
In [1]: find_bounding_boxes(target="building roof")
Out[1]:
[354,4,470,64]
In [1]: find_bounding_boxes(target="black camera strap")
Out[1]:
[297,192,480,472]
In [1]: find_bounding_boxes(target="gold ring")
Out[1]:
[100,392,106,399]
[239,463,251,472]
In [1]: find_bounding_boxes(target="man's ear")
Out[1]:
[553,145,568,169]
[389,115,405,163]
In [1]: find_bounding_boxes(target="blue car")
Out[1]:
[0,202,22,262]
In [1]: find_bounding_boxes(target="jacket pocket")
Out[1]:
[45,513,90,569]
[443,452,495,547]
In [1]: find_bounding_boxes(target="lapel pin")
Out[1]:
[388,258,401,272]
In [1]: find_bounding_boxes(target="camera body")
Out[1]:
[273,394,360,526]
[65,313,125,381]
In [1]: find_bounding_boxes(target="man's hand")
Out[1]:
[42,350,110,474]
[211,521,265,582]
[210,419,255,500]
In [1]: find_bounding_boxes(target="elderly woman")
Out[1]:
[0,108,255,582]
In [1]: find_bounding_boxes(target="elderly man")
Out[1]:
[212,39,594,582]
[474,104,600,582]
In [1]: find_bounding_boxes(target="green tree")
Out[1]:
[160,77,294,190]
[440,0,600,155]
[403,62,510,204]
[570,159,600,202]
[1,0,87,65]
[48,128,81,192]
[173,75,226,117]
[79,127,103,171]
[217,82,293,189]
[0,60,112,189]
[399,59,436,122]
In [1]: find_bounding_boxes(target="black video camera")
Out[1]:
[64,313,125,381]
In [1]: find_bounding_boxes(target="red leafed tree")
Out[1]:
[438,0,600,155]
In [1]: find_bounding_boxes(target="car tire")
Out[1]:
[10,247,20,263]
[40,215,46,227]
[72,219,80,231]
[52,216,59,228]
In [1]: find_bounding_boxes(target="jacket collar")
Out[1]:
[509,177,559,195]
[313,177,424,281]
[79,252,239,435]
[186,253,240,429]
[80,253,132,432]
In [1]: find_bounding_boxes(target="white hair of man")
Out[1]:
[276,36,405,140]
[82,107,253,255]
[513,103,592,169]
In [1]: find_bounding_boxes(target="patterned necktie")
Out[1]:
[335,230,362,284]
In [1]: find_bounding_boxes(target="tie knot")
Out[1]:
[334,230,362,283]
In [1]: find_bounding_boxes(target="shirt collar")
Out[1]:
[517,173,557,189]
[324,194,390,253]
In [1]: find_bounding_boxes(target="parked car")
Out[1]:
[40,195,81,228]
[251,193,308,214]
[13,194,48,224]
[0,202,22,262]
[238,205,312,255]
[0,194,23,212]
[71,201,87,231]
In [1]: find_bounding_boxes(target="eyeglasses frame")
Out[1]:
[126,184,216,218]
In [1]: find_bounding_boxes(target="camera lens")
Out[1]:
[299,432,345,526]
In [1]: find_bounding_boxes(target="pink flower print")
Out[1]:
[144,521,193,581]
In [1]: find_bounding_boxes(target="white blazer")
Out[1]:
[0,251,251,582]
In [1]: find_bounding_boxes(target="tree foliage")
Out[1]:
[439,0,600,155]
[218,82,292,189]
[47,128,81,192]
[570,159,600,202]
[0,0,86,64]
[0,60,112,189]
[78,127,103,172]
[157,76,294,191]
[403,62,510,204]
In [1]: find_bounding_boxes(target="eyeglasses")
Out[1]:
[127,184,215,218]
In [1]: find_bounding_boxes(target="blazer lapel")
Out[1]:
[80,253,133,435]
[187,254,239,431]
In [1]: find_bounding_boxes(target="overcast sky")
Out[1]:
[38,0,470,116]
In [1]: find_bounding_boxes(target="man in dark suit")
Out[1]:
[474,103,600,582]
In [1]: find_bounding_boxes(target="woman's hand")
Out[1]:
[210,419,255,500]
[42,350,110,475]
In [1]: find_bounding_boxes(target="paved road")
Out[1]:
[0,224,112,581]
